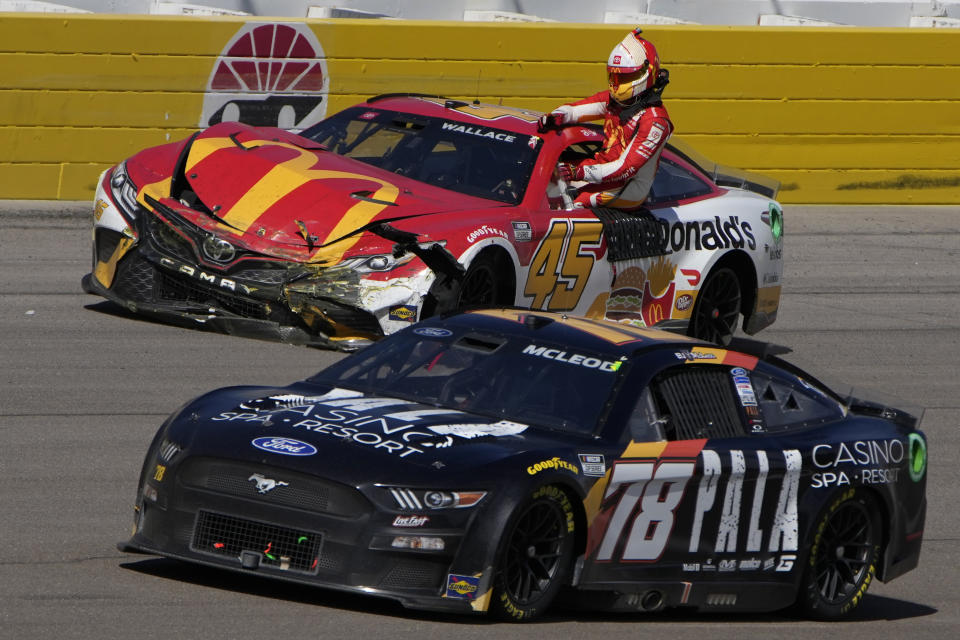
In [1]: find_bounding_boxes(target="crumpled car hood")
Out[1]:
[171,123,495,258]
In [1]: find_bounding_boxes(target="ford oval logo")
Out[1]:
[413,327,453,337]
[251,437,317,456]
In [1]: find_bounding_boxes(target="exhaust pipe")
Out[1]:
[640,590,664,611]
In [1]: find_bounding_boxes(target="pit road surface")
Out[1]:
[0,203,956,639]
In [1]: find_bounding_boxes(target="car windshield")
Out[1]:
[300,106,538,204]
[308,328,623,435]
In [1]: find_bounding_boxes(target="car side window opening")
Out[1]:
[548,141,602,210]
[750,369,845,432]
[626,387,668,442]
[547,142,713,210]
[627,366,747,442]
[623,364,847,443]
[645,157,713,205]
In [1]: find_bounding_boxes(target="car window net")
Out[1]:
[655,368,745,440]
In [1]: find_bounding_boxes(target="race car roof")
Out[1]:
[363,94,543,135]
[435,309,702,357]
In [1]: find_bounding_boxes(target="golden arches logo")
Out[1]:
[187,136,399,263]
[646,302,666,325]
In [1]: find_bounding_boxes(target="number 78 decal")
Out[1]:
[524,219,604,310]
[596,460,695,562]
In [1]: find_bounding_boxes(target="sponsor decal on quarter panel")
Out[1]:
[586,441,800,565]
[591,440,706,561]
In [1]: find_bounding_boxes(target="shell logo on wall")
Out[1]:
[200,23,329,131]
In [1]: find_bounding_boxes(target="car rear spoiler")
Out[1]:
[668,138,780,200]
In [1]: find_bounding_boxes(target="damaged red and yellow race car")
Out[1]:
[83,94,784,350]
[120,309,927,621]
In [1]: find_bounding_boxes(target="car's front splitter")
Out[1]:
[118,535,483,615]
[81,269,377,351]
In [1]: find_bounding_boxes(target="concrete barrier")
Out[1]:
[1,14,958,203]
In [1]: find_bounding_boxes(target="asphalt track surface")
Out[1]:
[0,202,957,639]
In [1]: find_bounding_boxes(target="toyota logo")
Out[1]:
[202,235,236,262]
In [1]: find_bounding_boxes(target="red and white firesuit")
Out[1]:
[553,91,673,209]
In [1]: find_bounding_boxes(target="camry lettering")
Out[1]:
[159,257,238,292]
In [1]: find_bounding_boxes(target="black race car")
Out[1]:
[120,309,927,621]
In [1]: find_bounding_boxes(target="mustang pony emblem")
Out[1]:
[248,473,290,494]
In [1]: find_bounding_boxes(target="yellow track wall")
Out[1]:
[2,14,959,203]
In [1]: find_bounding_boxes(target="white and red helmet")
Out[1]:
[607,28,661,104]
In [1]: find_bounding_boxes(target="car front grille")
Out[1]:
[191,510,323,575]
[229,267,296,285]
[113,252,156,302]
[146,215,195,262]
[378,559,448,590]
[178,458,372,518]
[156,269,268,317]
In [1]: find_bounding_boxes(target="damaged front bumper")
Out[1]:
[84,200,431,352]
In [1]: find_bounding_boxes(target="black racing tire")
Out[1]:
[796,488,882,620]
[423,252,509,317]
[489,485,576,622]
[688,266,741,346]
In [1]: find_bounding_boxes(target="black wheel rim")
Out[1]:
[459,262,498,307]
[813,501,875,605]
[693,269,741,345]
[502,500,567,606]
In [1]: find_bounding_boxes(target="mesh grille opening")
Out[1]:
[657,369,745,440]
[113,253,156,302]
[192,510,323,575]
[157,271,266,318]
[378,559,447,590]
[178,459,371,517]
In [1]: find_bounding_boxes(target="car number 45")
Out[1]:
[524,219,604,310]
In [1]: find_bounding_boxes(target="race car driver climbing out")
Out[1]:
[539,28,673,210]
